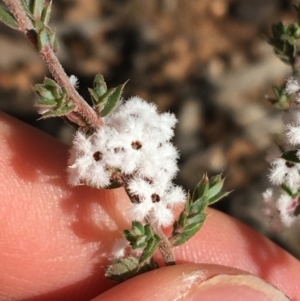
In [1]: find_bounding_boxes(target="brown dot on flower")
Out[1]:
[131,141,142,150]
[114,147,125,153]
[144,177,153,185]
[93,151,103,161]
[286,161,295,168]
[151,193,160,203]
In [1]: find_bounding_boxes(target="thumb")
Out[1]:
[94,263,290,301]
[0,112,132,300]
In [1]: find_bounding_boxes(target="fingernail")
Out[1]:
[185,274,290,301]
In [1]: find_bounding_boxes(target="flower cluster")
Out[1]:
[68,96,185,227]
[263,76,300,228]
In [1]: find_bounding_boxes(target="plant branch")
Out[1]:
[3,0,32,32]
[145,216,175,266]
[3,0,103,128]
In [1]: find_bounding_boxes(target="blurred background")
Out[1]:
[1,0,300,257]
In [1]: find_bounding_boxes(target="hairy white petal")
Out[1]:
[130,202,153,221]
[262,189,283,231]
[286,77,300,94]
[111,238,129,258]
[286,124,300,145]
[269,159,288,185]
[152,203,174,227]
[69,74,79,89]
[277,194,297,227]
[166,185,186,206]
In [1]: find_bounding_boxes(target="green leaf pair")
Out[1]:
[34,78,75,118]
[0,6,18,29]
[170,174,229,247]
[266,85,291,110]
[20,0,58,52]
[268,22,296,66]
[88,74,127,117]
[105,256,158,283]
[123,221,161,265]
[105,221,161,283]
[22,0,52,25]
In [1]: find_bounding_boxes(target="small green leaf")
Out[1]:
[190,196,208,213]
[170,219,204,246]
[177,210,187,227]
[41,0,52,25]
[99,83,126,117]
[35,81,72,114]
[268,22,295,65]
[281,184,295,197]
[50,30,59,52]
[122,221,161,263]
[170,174,229,247]
[123,222,154,249]
[139,234,161,265]
[186,213,206,225]
[88,75,128,116]
[268,85,291,110]
[206,174,225,199]
[208,191,231,205]
[132,221,145,236]
[192,174,209,203]
[37,26,51,51]
[105,256,159,283]
[0,7,18,29]
[32,0,45,19]
[39,104,75,119]
[24,0,35,14]
[93,74,108,98]
[34,84,55,101]
[88,88,100,107]
[34,78,66,111]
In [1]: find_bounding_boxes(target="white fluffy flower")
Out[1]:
[262,189,283,231]
[111,238,129,258]
[277,194,298,227]
[67,131,111,187]
[105,96,177,146]
[263,189,300,229]
[285,77,300,95]
[269,158,300,190]
[128,177,185,227]
[285,124,300,145]
[67,96,184,227]
[265,78,300,230]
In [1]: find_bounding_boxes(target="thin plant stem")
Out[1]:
[146,216,176,266]
[3,0,103,128]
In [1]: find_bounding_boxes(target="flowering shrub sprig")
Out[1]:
[264,4,300,230]
[0,0,228,282]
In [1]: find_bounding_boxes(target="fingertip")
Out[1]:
[0,113,132,300]
[93,264,289,301]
